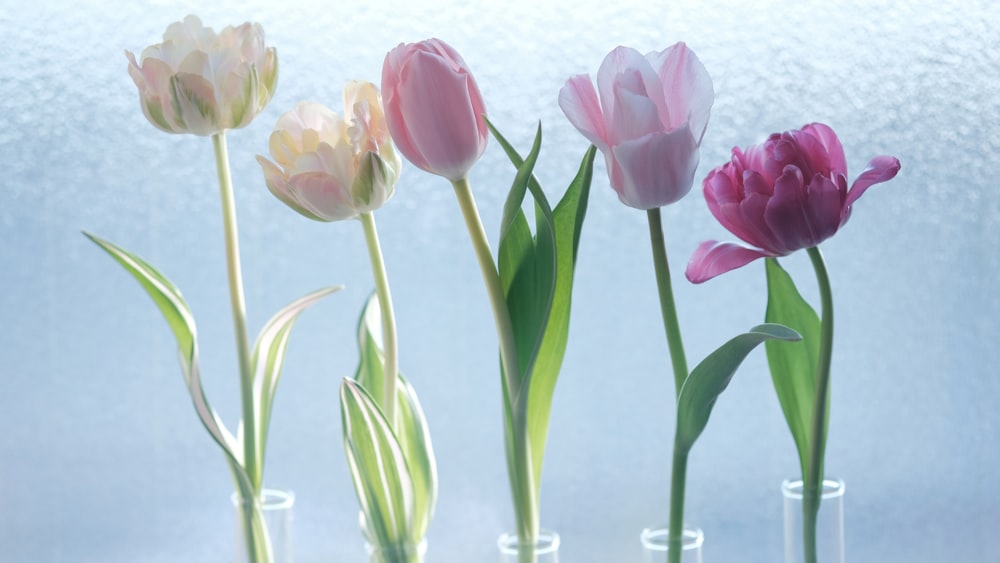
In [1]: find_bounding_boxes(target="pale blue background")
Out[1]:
[0,0,997,561]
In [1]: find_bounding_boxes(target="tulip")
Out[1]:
[126,14,278,136]
[685,122,901,283]
[559,42,714,209]
[381,39,488,181]
[257,82,402,222]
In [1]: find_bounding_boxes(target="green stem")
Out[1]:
[450,179,521,413]
[646,208,689,397]
[212,133,259,491]
[667,445,689,563]
[450,178,536,562]
[803,246,835,563]
[359,212,398,425]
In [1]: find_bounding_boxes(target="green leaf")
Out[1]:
[764,257,824,479]
[486,118,597,529]
[675,323,801,453]
[251,285,341,488]
[350,294,437,543]
[83,232,240,461]
[341,378,415,548]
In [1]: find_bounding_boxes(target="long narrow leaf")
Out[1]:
[353,293,437,540]
[764,258,823,479]
[675,323,801,453]
[251,285,342,486]
[84,232,240,461]
[341,378,415,547]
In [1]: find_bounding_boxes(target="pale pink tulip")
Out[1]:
[686,123,901,283]
[126,15,278,136]
[559,43,714,209]
[257,82,401,222]
[381,39,487,181]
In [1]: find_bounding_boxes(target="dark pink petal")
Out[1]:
[558,74,608,151]
[685,240,774,284]
[800,123,847,176]
[764,165,813,252]
[844,155,901,209]
[802,174,846,245]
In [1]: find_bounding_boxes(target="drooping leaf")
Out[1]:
[251,285,341,488]
[675,323,801,453]
[764,258,823,479]
[84,232,240,461]
[341,378,414,548]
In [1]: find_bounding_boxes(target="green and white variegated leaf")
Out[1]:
[487,119,596,535]
[675,324,801,453]
[352,293,437,542]
[764,257,824,480]
[84,232,240,462]
[249,285,341,491]
[341,378,416,548]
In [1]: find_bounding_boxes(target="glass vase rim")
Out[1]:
[497,528,560,554]
[639,526,705,551]
[781,477,846,500]
[230,487,296,510]
[365,537,428,556]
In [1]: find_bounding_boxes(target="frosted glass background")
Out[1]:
[1,0,997,561]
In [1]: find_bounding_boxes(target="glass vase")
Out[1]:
[640,526,704,563]
[497,529,560,563]
[232,488,295,563]
[782,478,845,563]
[366,539,427,563]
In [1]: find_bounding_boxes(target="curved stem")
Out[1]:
[647,208,688,397]
[450,178,520,409]
[450,178,536,560]
[359,212,399,425]
[212,133,259,491]
[803,246,835,563]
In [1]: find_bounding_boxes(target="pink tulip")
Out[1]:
[685,123,901,283]
[381,39,488,181]
[559,43,714,209]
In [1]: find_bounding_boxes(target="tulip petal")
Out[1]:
[257,156,328,222]
[844,155,901,210]
[801,123,847,176]
[764,165,816,251]
[595,46,650,128]
[685,240,773,284]
[558,74,608,151]
[611,126,698,209]
[647,42,714,140]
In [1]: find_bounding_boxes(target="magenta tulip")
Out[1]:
[381,39,488,181]
[685,123,901,283]
[559,43,714,209]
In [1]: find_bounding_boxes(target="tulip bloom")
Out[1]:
[381,39,488,181]
[559,43,714,209]
[257,82,402,222]
[686,123,901,283]
[126,14,278,136]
